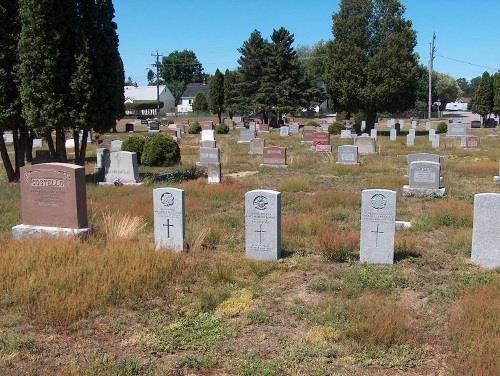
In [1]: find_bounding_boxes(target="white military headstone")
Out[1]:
[428,128,436,141]
[406,134,415,146]
[245,190,281,260]
[153,188,185,252]
[370,129,377,140]
[390,129,397,141]
[471,193,500,268]
[432,134,440,148]
[360,189,396,264]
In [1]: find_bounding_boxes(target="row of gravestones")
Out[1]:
[11,163,500,269]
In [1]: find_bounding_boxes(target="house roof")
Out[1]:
[124,85,172,101]
[181,83,210,99]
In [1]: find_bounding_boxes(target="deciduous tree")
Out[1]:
[472,71,494,125]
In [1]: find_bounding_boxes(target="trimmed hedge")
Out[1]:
[437,122,448,134]
[215,123,229,134]
[141,134,181,167]
[329,122,343,135]
[188,122,202,134]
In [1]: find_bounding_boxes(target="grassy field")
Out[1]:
[0,120,499,375]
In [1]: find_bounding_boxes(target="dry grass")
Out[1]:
[347,293,416,348]
[447,160,499,177]
[0,237,189,324]
[278,176,311,192]
[448,281,500,376]
[315,226,359,262]
[97,210,146,241]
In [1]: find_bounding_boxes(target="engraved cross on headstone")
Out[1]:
[255,224,266,244]
[163,219,174,238]
[371,224,384,248]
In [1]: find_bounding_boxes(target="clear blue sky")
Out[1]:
[114,0,500,85]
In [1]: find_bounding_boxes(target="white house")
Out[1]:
[177,83,210,113]
[124,85,176,117]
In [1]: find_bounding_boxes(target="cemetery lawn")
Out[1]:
[0,122,499,375]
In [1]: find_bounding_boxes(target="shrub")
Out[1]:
[188,122,202,134]
[141,134,181,167]
[121,136,145,162]
[215,123,229,134]
[437,121,448,133]
[354,111,366,125]
[328,121,343,135]
[305,120,320,127]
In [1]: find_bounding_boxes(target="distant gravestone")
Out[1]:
[406,134,415,146]
[387,119,394,128]
[471,193,500,268]
[111,139,123,152]
[407,153,440,173]
[249,138,265,155]
[404,161,445,197]
[95,148,110,175]
[471,120,481,129]
[432,134,440,148]
[198,147,220,165]
[3,133,13,144]
[101,151,140,185]
[411,120,417,128]
[425,122,431,131]
[245,189,281,260]
[259,123,269,132]
[148,121,160,132]
[315,144,332,152]
[65,139,75,149]
[32,139,43,148]
[200,140,216,148]
[409,129,416,137]
[289,124,299,134]
[495,162,500,183]
[355,135,376,155]
[360,189,396,264]
[390,129,397,141]
[465,135,480,149]
[340,130,352,139]
[302,128,316,144]
[32,150,52,164]
[262,147,287,167]
[201,121,214,130]
[337,145,359,165]
[399,120,405,130]
[313,133,330,146]
[233,116,243,123]
[208,163,222,184]
[12,163,89,238]
[370,129,377,140]
[125,123,134,133]
[153,188,184,252]
[428,129,436,141]
[249,123,257,133]
[447,123,467,137]
[238,129,255,143]
[280,126,289,136]
[201,129,215,142]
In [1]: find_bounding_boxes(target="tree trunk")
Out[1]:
[76,130,88,166]
[0,129,16,182]
[55,127,67,163]
[73,129,80,164]
[46,129,56,159]
[25,130,34,163]
[217,112,222,124]
[366,110,377,132]
[16,127,27,179]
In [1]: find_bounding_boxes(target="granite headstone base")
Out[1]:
[260,163,288,168]
[12,224,91,239]
[98,181,144,186]
[336,161,360,165]
[395,221,412,230]
[402,186,446,197]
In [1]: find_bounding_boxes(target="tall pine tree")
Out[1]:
[224,69,239,118]
[0,0,23,181]
[472,71,494,125]
[209,69,224,123]
[326,0,419,129]
[493,73,500,118]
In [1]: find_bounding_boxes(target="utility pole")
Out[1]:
[151,50,163,120]
[428,32,436,121]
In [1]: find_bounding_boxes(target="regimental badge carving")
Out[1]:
[370,194,387,210]
[161,192,175,207]
[253,195,268,211]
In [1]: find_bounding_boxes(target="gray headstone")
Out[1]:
[95,148,110,169]
[280,126,289,136]
[249,138,265,155]
[201,129,215,142]
[153,188,184,252]
[208,163,222,184]
[199,147,220,164]
[245,189,281,260]
[239,129,256,143]
[32,139,43,148]
[249,123,257,133]
[355,135,376,154]
[406,134,415,146]
[407,153,440,166]
[390,129,397,141]
[111,139,123,152]
[409,161,440,189]
[340,130,352,139]
[428,129,436,141]
[360,189,396,264]
[104,151,139,184]
[337,145,359,164]
[432,134,440,148]
[409,129,416,137]
[447,123,467,137]
[471,193,500,268]
[289,124,300,134]
[370,129,377,139]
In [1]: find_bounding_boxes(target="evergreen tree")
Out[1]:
[0,0,23,181]
[326,0,419,129]
[472,71,494,125]
[209,69,224,123]
[18,0,78,162]
[224,69,239,118]
[192,92,208,113]
[236,30,269,115]
[491,73,500,118]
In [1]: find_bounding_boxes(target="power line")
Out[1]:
[436,54,500,72]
